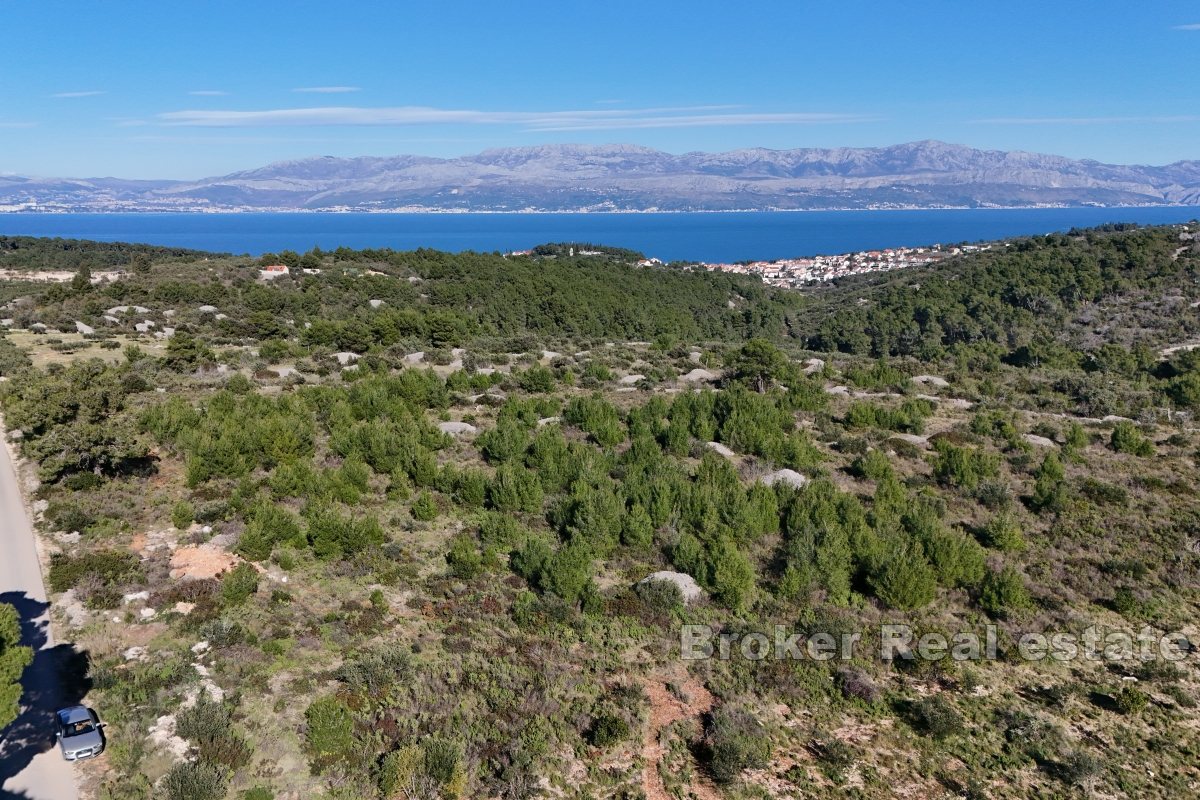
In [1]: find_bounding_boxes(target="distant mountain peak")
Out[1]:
[2,142,1198,211]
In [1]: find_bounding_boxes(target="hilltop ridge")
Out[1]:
[2,140,1199,212]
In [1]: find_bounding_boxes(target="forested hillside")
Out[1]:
[0,235,210,270]
[0,224,1198,800]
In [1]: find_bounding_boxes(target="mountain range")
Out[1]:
[3,140,1200,212]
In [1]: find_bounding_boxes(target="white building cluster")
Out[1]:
[698,244,991,287]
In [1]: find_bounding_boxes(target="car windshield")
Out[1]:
[63,720,94,737]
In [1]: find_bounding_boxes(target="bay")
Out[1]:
[0,207,1195,262]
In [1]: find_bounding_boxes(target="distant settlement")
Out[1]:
[692,243,994,288]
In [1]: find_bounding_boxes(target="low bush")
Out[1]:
[634,578,684,616]
[978,565,1032,619]
[47,550,142,596]
[1113,685,1149,715]
[588,714,631,747]
[44,501,95,534]
[705,706,772,784]
[161,761,227,800]
[336,644,412,696]
[176,700,252,770]
[911,695,964,738]
[980,512,1025,552]
[411,491,439,521]
[171,500,195,530]
[1110,421,1154,457]
[304,696,356,771]
[445,533,483,579]
[219,563,260,607]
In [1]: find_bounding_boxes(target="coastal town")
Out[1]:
[693,242,994,288]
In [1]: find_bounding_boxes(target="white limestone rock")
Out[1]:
[638,571,705,605]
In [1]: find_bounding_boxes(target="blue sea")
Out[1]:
[0,207,1195,263]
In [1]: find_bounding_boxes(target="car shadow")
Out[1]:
[0,591,93,793]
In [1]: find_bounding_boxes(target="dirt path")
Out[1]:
[641,672,720,800]
[0,418,81,800]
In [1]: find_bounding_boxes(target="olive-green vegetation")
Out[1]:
[0,235,210,270]
[1,223,1198,799]
[0,602,34,728]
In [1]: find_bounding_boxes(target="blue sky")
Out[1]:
[2,0,1198,178]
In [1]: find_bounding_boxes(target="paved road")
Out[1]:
[0,427,80,800]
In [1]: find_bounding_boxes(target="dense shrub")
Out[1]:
[850,448,894,481]
[305,508,385,559]
[219,563,260,607]
[706,707,772,784]
[978,565,1032,619]
[870,543,938,610]
[1030,452,1067,513]
[411,491,439,521]
[564,395,625,447]
[379,738,465,798]
[911,695,964,738]
[161,761,227,800]
[620,504,655,549]
[0,603,34,728]
[304,696,356,771]
[2,359,148,482]
[0,335,31,376]
[176,700,252,770]
[707,535,756,611]
[488,464,544,513]
[337,645,412,695]
[478,419,529,463]
[446,533,483,579]
[981,512,1025,552]
[932,441,1000,490]
[516,364,556,393]
[235,503,305,561]
[588,714,631,747]
[47,550,142,600]
[171,500,195,530]
[634,578,684,616]
[1113,685,1149,715]
[1110,421,1154,457]
[478,513,528,549]
[844,398,932,434]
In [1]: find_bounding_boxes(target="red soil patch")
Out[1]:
[642,671,720,800]
[168,544,239,580]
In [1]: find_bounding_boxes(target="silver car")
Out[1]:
[55,706,105,761]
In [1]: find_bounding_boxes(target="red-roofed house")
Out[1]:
[260,264,290,279]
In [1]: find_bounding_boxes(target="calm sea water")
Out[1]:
[0,207,1196,262]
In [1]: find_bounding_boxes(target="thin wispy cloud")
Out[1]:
[534,112,877,132]
[51,90,106,98]
[126,134,356,145]
[971,115,1200,125]
[189,90,229,96]
[1172,23,1200,30]
[292,86,362,94]
[159,104,872,130]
